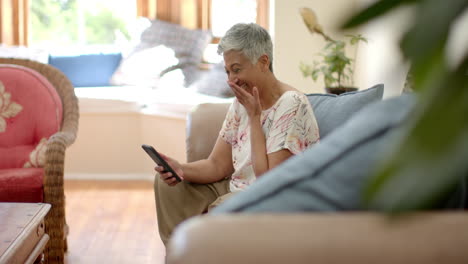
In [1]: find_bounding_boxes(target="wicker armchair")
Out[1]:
[0,58,79,263]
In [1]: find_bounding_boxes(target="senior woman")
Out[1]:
[154,23,320,245]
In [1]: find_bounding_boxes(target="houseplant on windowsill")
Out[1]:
[299,7,367,95]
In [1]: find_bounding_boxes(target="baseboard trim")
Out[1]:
[65,173,154,181]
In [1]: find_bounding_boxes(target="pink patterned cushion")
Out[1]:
[0,145,35,168]
[0,64,62,169]
[0,168,44,202]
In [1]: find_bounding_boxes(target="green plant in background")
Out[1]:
[342,0,468,212]
[299,34,367,89]
[30,0,131,47]
[299,7,367,93]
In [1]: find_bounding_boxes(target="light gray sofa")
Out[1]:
[166,85,468,264]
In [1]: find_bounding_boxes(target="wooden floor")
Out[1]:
[63,180,166,264]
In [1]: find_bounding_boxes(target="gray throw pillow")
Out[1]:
[138,20,212,86]
[308,84,384,138]
[191,62,234,98]
[211,94,416,213]
[112,19,212,87]
[138,19,212,66]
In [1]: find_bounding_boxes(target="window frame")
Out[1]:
[155,0,269,43]
[197,0,269,42]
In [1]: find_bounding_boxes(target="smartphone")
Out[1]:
[141,144,182,182]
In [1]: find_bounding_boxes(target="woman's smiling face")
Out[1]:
[223,50,261,92]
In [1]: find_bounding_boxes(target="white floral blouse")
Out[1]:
[220,91,320,192]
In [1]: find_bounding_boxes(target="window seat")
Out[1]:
[75,85,233,118]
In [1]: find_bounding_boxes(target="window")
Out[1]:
[195,0,269,63]
[210,0,257,37]
[29,0,137,48]
[197,0,269,38]
[155,0,268,33]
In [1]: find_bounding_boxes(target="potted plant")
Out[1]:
[299,7,367,95]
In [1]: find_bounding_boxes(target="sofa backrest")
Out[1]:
[0,64,62,168]
[186,103,231,162]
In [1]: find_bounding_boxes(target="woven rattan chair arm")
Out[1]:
[43,134,69,264]
[49,130,77,148]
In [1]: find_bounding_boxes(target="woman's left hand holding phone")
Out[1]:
[155,152,184,186]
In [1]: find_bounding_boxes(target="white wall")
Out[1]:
[270,0,427,98]
[271,0,360,94]
[65,111,187,180]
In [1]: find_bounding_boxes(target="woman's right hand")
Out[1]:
[228,79,262,119]
[154,152,184,186]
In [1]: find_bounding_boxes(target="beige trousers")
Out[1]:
[153,175,233,245]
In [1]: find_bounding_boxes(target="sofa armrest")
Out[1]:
[167,213,468,264]
[186,103,230,162]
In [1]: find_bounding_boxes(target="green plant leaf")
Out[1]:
[348,34,368,45]
[311,70,319,81]
[400,0,468,91]
[401,0,467,61]
[363,55,468,212]
[409,41,447,93]
[340,0,468,212]
[341,0,419,29]
[301,33,362,87]
[324,41,336,50]
[299,62,310,77]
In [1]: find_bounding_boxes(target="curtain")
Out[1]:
[156,0,180,24]
[257,0,269,30]
[136,0,182,23]
[136,0,157,19]
[196,0,210,29]
[0,0,28,46]
[137,0,198,28]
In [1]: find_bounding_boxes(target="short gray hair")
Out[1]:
[217,23,273,72]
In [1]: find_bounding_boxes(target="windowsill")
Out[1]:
[75,85,233,118]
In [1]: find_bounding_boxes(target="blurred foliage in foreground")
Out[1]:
[342,0,468,212]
